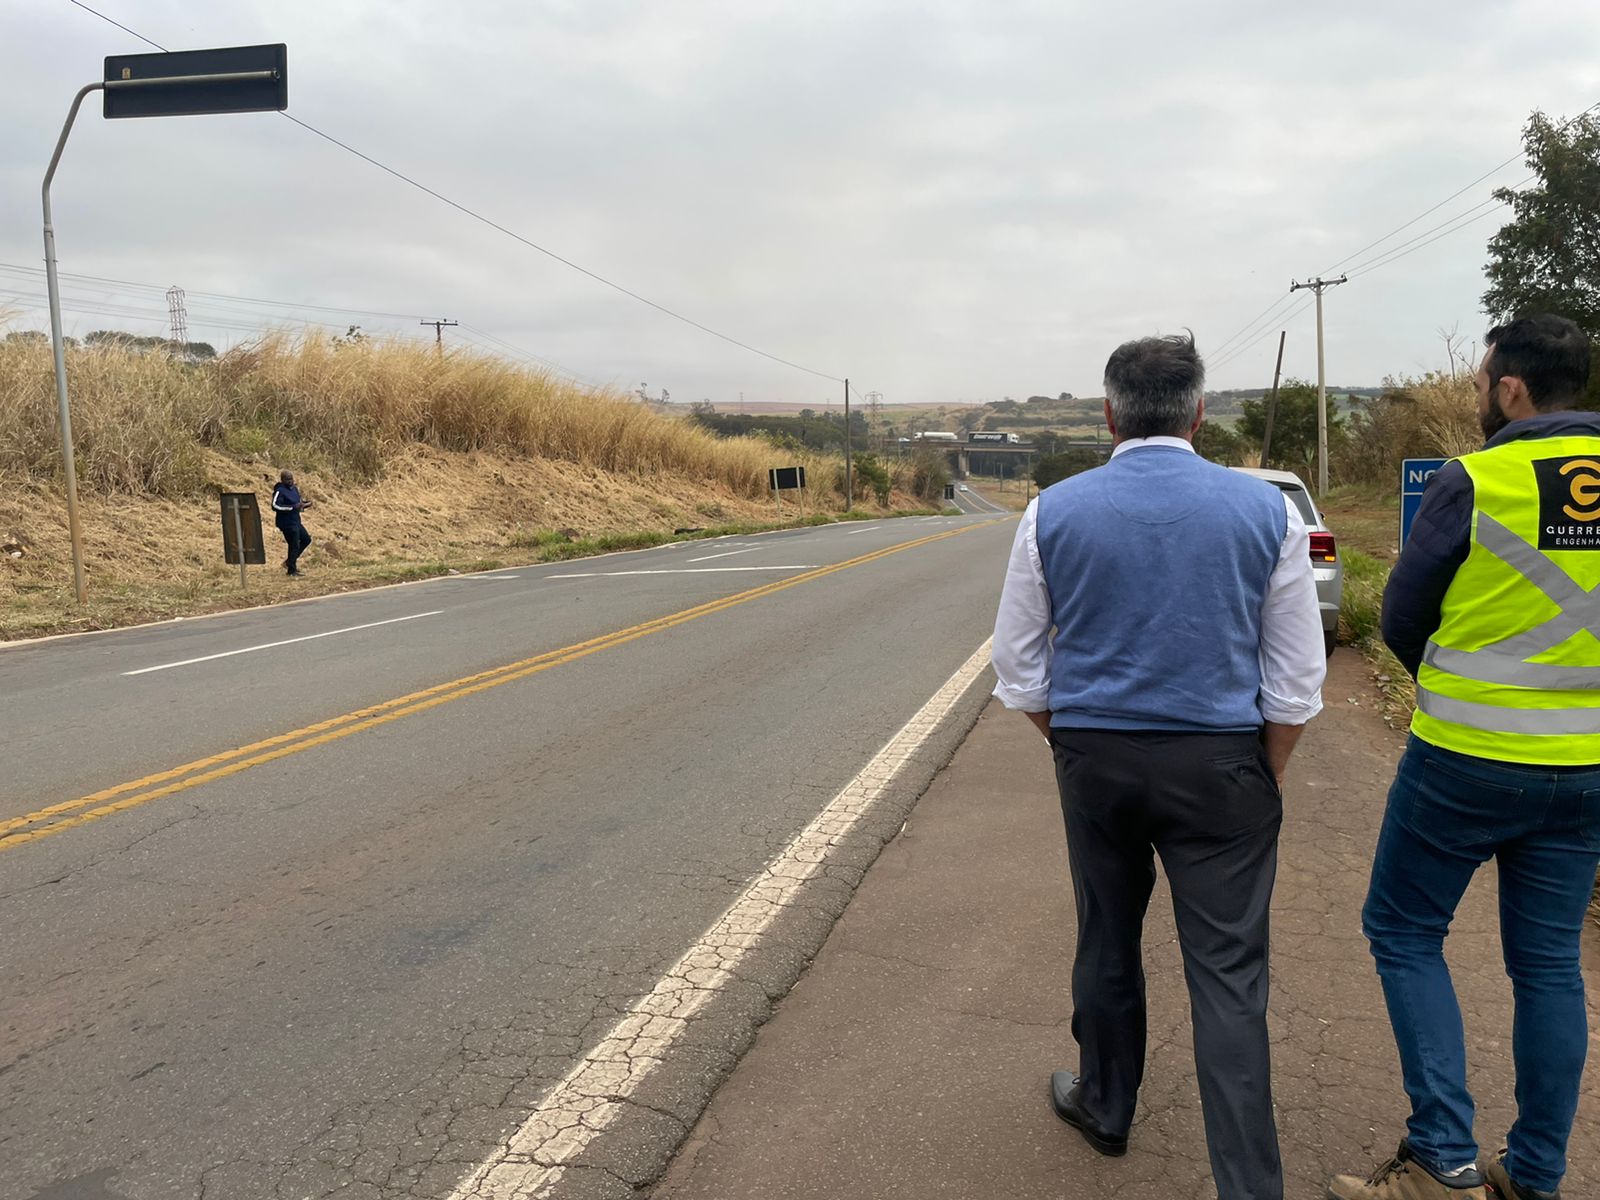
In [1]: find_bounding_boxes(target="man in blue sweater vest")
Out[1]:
[992,334,1327,1200]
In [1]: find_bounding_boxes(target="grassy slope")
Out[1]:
[0,336,944,639]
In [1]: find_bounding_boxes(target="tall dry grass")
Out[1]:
[0,333,839,501]
[1337,372,1480,485]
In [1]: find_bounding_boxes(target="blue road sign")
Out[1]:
[1401,457,1448,546]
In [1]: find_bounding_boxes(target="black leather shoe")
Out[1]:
[1049,1071,1128,1157]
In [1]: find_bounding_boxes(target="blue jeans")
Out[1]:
[1363,736,1600,1192]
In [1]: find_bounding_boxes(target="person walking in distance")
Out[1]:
[991,333,1326,1200]
[1329,315,1600,1200]
[271,469,314,577]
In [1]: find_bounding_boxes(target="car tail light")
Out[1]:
[1309,532,1338,563]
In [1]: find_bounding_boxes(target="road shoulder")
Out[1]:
[650,651,1600,1199]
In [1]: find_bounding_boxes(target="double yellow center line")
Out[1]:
[2,519,1007,854]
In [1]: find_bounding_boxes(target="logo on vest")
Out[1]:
[1535,456,1600,549]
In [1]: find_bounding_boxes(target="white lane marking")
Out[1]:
[447,638,995,1200]
[456,575,522,581]
[546,566,818,578]
[839,524,882,535]
[122,611,444,676]
[685,547,763,563]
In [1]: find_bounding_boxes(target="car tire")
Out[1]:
[1324,629,1337,658]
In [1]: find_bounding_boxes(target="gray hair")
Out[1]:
[1103,334,1205,439]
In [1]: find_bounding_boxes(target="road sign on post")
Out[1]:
[104,45,288,118]
[1400,457,1447,546]
[43,43,289,604]
[220,492,266,587]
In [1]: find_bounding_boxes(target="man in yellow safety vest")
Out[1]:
[1330,314,1599,1200]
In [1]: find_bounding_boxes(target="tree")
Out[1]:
[1483,109,1600,409]
[1236,379,1344,471]
[1192,420,1243,465]
[852,453,893,505]
[1033,448,1102,488]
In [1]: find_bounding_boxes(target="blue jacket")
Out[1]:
[1381,410,1600,678]
[271,482,304,530]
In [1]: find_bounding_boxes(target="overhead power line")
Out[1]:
[65,0,846,384]
[1207,95,1597,373]
[1317,97,1600,278]
[1,269,605,384]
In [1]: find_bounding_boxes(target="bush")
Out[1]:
[1337,373,1480,486]
[851,454,893,505]
[1033,448,1102,488]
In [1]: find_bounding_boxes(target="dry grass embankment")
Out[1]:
[0,334,941,638]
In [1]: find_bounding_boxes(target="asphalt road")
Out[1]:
[1,512,1015,1200]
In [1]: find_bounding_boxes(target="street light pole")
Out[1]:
[42,81,105,606]
[40,47,288,604]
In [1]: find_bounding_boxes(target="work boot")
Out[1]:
[1482,1149,1559,1199]
[1329,1140,1486,1199]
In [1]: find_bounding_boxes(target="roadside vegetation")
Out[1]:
[0,333,953,637]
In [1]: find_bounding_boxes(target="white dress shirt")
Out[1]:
[991,437,1326,725]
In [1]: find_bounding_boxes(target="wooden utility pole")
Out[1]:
[1260,330,1287,468]
[420,318,458,352]
[1288,275,1346,495]
[843,379,852,511]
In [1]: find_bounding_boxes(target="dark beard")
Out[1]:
[1479,393,1510,441]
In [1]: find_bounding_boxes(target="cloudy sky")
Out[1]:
[2,0,1597,405]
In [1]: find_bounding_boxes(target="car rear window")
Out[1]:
[1270,482,1318,525]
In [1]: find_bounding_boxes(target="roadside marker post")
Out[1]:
[220,492,266,587]
[42,44,289,604]
[1400,457,1447,546]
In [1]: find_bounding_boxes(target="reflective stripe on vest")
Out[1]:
[1411,435,1600,765]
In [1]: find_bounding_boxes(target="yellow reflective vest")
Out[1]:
[1412,435,1600,765]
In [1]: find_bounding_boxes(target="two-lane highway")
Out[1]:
[1,512,1015,1200]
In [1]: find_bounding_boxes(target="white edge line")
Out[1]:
[546,566,819,578]
[122,610,444,676]
[839,524,882,535]
[0,515,950,654]
[446,637,995,1200]
[685,546,763,563]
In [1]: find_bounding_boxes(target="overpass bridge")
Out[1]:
[894,439,1112,478]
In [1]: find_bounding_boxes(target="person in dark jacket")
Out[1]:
[1330,314,1600,1200]
[270,470,314,576]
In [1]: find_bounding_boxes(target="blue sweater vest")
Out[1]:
[1035,447,1286,731]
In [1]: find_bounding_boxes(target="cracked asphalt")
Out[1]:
[650,651,1600,1200]
[0,515,1010,1200]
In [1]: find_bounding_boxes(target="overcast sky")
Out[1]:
[2,0,1598,405]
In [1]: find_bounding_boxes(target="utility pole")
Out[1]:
[420,318,458,352]
[843,379,852,511]
[1260,329,1287,468]
[1288,275,1346,495]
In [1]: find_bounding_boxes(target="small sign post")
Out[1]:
[1400,457,1447,546]
[769,466,806,518]
[220,492,266,587]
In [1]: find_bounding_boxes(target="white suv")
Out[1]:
[1232,468,1344,657]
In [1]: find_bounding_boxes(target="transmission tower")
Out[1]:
[166,285,188,349]
[866,391,884,451]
